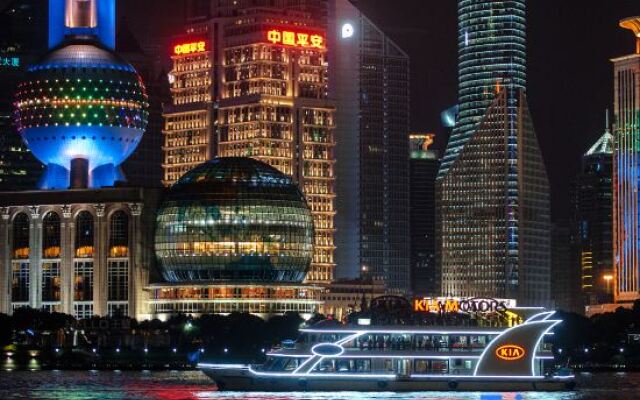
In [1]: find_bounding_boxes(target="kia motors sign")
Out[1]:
[413,297,516,314]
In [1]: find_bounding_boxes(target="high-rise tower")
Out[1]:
[575,119,613,306]
[329,0,410,293]
[162,1,336,285]
[613,17,640,302]
[409,134,438,296]
[439,0,526,178]
[437,0,550,305]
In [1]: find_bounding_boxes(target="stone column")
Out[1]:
[60,205,74,315]
[0,207,11,314]
[94,204,107,317]
[28,206,41,310]
[129,203,147,320]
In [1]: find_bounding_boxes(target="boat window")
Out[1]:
[283,358,299,371]
[355,359,371,372]
[317,358,335,372]
[431,360,449,374]
[267,357,288,371]
[414,359,428,374]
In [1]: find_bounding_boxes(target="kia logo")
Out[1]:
[495,344,526,361]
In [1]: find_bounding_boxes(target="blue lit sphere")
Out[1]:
[155,158,314,283]
[13,41,148,170]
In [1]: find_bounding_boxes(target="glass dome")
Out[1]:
[155,157,314,283]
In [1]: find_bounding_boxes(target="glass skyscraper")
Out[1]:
[613,17,640,303]
[329,0,411,293]
[437,0,550,306]
[439,0,526,178]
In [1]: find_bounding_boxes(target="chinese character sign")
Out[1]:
[174,41,207,56]
[267,29,324,49]
[0,57,20,68]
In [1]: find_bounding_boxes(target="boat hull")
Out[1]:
[201,368,576,392]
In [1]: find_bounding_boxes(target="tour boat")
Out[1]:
[199,311,575,391]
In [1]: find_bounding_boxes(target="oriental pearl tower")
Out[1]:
[13,0,148,189]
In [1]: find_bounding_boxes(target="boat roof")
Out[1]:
[300,325,505,334]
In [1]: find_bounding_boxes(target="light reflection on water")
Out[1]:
[0,371,634,400]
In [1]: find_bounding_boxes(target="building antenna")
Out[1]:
[605,109,610,132]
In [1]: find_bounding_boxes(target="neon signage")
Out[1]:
[0,56,20,68]
[174,41,206,55]
[267,29,325,49]
[495,344,526,361]
[413,297,514,314]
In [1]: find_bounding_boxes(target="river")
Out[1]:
[0,370,635,399]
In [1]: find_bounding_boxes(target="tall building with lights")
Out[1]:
[0,0,47,190]
[162,1,336,284]
[328,0,410,293]
[574,120,613,305]
[613,17,640,303]
[437,0,550,305]
[409,134,438,296]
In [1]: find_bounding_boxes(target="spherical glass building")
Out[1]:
[155,157,314,283]
[14,38,149,188]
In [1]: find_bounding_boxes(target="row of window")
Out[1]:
[12,210,129,260]
[11,260,128,303]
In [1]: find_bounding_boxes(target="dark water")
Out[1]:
[0,370,634,400]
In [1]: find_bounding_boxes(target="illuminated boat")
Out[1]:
[199,311,575,391]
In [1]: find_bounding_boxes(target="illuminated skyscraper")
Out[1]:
[163,1,336,284]
[329,0,410,293]
[437,0,550,305]
[409,134,438,296]
[574,120,613,305]
[439,0,526,178]
[613,17,640,302]
[0,0,47,190]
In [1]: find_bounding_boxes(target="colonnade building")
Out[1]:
[0,188,159,319]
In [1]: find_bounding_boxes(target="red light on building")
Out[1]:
[174,41,207,55]
[267,29,325,49]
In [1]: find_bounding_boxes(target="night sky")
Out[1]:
[120,0,640,222]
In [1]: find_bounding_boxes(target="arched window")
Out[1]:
[109,211,129,257]
[12,213,30,259]
[43,212,61,258]
[75,211,94,258]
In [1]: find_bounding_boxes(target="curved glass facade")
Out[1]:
[439,0,526,177]
[155,157,314,283]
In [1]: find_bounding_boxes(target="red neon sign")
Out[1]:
[267,29,325,49]
[174,41,207,55]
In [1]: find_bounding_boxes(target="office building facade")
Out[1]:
[613,17,640,302]
[437,0,550,306]
[0,0,47,191]
[329,0,410,293]
[409,134,439,296]
[439,0,526,178]
[162,2,336,285]
[574,126,613,305]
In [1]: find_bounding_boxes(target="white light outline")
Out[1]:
[247,365,396,379]
[472,311,561,377]
[311,343,345,357]
[197,363,248,369]
[267,353,554,360]
[410,374,575,380]
[300,328,503,335]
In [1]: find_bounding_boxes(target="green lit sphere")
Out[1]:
[155,157,314,283]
